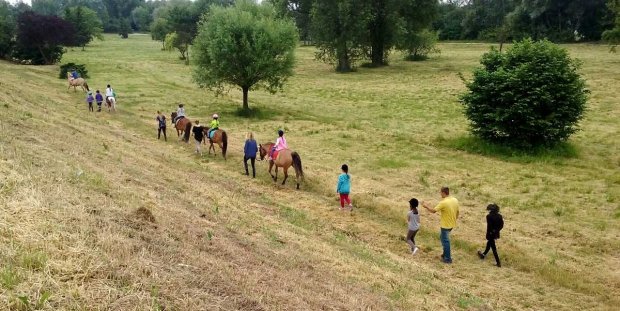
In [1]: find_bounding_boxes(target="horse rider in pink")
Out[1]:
[270,129,288,160]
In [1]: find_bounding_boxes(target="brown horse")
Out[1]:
[259,143,304,189]
[170,112,192,142]
[67,72,89,92]
[202,128,228,160]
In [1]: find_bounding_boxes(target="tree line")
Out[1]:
[433,0,615,43]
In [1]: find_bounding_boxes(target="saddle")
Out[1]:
[208,129,218,140]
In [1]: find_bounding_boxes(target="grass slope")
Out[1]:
[0,35,618,310]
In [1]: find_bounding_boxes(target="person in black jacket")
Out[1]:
[477,203,504,267]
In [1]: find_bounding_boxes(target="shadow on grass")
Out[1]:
[233,106,282,120]
[439,135,579,163]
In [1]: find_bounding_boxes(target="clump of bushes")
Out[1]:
[460,39,588,149]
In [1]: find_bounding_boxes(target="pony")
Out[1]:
[171,112,192,142]
[259,143,304,189]
[66,72,89,92]
[202,128,228,160]
[105,96,116,112]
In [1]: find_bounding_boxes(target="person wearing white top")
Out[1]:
[407,198,421,255]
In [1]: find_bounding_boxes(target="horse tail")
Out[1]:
[84,81,89,91]
[291,152,304,180]
[184,121,192,142]
[222,131,228,160]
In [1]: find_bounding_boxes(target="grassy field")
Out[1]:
[0,34,618,310]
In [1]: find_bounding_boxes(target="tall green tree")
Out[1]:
[0,0,15,58]
[603,0,620,51]
[193,0,298,111]
[131,6,151,31]
[150,17,171,49]
[311,0,370,72]
[270,0,313,42]
[64,6,103,50]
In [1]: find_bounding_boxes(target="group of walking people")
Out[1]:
[85,84,116,112]
[155,104,504,267]
[400,186,504,267]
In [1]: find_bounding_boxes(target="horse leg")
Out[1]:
[273,166,278,182]
[282,167,288,186]
[268,162,275,180]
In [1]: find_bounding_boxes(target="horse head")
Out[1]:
[171,112,177,119]
[259,144,266,160]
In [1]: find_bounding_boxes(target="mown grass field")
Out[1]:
[0,34,618,310]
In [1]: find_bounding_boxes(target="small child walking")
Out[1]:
[86,91,94,112]
[406,198,420,255]
[336,164,353,210]
[478,203,504,267]
[95,90,103,112]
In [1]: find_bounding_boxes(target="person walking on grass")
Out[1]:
[95,90,103,112]
[406,198,421,255]
[423,186,459,264]
[192,120,203,155]
[86,91,94,112]
[244,132,258,177]
[478,203,504,267]
[336,164,353,210]
[156,111,167,141]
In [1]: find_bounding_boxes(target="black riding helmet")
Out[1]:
[278,129,284,137]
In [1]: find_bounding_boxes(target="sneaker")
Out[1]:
[441,258,452,264]
[348,204,354,211]
[413,247,419,255]
[477,250,486,260]
[496,263,501,268]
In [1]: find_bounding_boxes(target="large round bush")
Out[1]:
[460,39,588,148]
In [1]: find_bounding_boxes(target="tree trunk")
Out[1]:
[369,1,387,67]
[371,41,385,67]
[336,41,351,72]
[242,86,249,111]
[37,45,50,65]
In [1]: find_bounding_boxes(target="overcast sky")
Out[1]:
[7,0,263,4]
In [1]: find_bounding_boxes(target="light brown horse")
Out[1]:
[202,128,228,160]
[66,72,89,92]
[171,112,192,142]
[259,143,304,189]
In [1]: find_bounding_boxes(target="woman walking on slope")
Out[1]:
[478,203,504,267]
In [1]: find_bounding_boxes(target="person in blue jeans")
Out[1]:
[243,132,258,177]
[423,186,460,264]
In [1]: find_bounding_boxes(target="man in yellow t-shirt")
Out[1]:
[423,186,460,264]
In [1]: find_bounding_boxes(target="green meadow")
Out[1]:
[0,34,618,310]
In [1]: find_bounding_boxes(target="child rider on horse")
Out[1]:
[173,104,185,125]
[270,129,288,160]
[207,113,219,141]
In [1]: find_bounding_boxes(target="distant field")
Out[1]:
[0,34,618,310]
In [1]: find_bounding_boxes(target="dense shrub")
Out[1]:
[58,63,89,79]
[399,29,440,61]
[460,39,588,148]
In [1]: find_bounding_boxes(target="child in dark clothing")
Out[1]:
[243,132,258,177]
[478,203,504,267]
[86,92,94,112]
[95,90,103,112]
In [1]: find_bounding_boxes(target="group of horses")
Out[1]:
[67,73,116,111]
[170,112,304,189]
[67,73,304,189]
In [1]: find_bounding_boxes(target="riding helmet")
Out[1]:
[213,113,219,119]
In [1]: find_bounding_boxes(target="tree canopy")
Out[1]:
[64,6,103,49]
[14,11,76,64]
[192,0,298,111]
